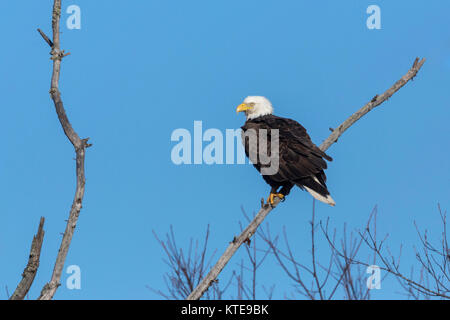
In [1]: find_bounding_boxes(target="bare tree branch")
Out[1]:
[322,205,449,299]
[240,208,272,300]
[187,201,276,300]
[320,57,426,150]
[9,218,45,300]
[37,0,91,300]
[37,28,53,47]
[257,204,373,300]
[150,225,240,300]
[186,57,426,300]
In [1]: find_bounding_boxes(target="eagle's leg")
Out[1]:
[279,183,294,197]
[267,187,285,206]
[267,183,294,205]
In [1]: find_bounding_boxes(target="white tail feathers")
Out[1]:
[304,186,336,206]
[305,176,336,206]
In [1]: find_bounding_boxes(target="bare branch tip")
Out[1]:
[37,28,53,48]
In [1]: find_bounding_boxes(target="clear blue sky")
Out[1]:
[1,0,449,299]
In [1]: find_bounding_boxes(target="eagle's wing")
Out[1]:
[276,117,332,161]
[264,116,331,185]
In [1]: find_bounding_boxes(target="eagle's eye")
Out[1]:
[249,102,256,107]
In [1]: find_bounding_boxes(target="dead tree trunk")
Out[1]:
[36,0,91,300]
[10,0,91,300]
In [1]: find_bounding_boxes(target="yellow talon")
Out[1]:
[267,193,284,205]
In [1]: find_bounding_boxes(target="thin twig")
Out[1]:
[37,28,53,47]
[310,200,324,299]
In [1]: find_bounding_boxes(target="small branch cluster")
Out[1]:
[159,203,448,299]
[323,205,449,299]
[258,203,376,299]
[151,225,235,300]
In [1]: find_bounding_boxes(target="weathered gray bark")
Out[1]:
[36,0,91,300]
[9,218,45,300]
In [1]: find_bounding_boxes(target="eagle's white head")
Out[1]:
[236,96,274,120]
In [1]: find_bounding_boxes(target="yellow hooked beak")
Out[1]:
[236,103,253,114]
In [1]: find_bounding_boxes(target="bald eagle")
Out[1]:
[236,96,335,206]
